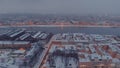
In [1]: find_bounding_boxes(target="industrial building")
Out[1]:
[0,28,53,43]
[0,41,31,49]
[0,28,53,68]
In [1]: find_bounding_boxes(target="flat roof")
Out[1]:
[0,41,30,44]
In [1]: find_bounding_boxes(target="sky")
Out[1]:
[0,0,120,15]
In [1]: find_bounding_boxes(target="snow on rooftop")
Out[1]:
[13,50,25,54]
[0,41,29,44]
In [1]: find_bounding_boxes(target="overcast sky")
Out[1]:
[0,0,120,15]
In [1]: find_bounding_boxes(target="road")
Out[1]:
[33,35,54,68]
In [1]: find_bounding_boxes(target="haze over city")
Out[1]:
[0,0,120,68]
[0,0,120,15]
